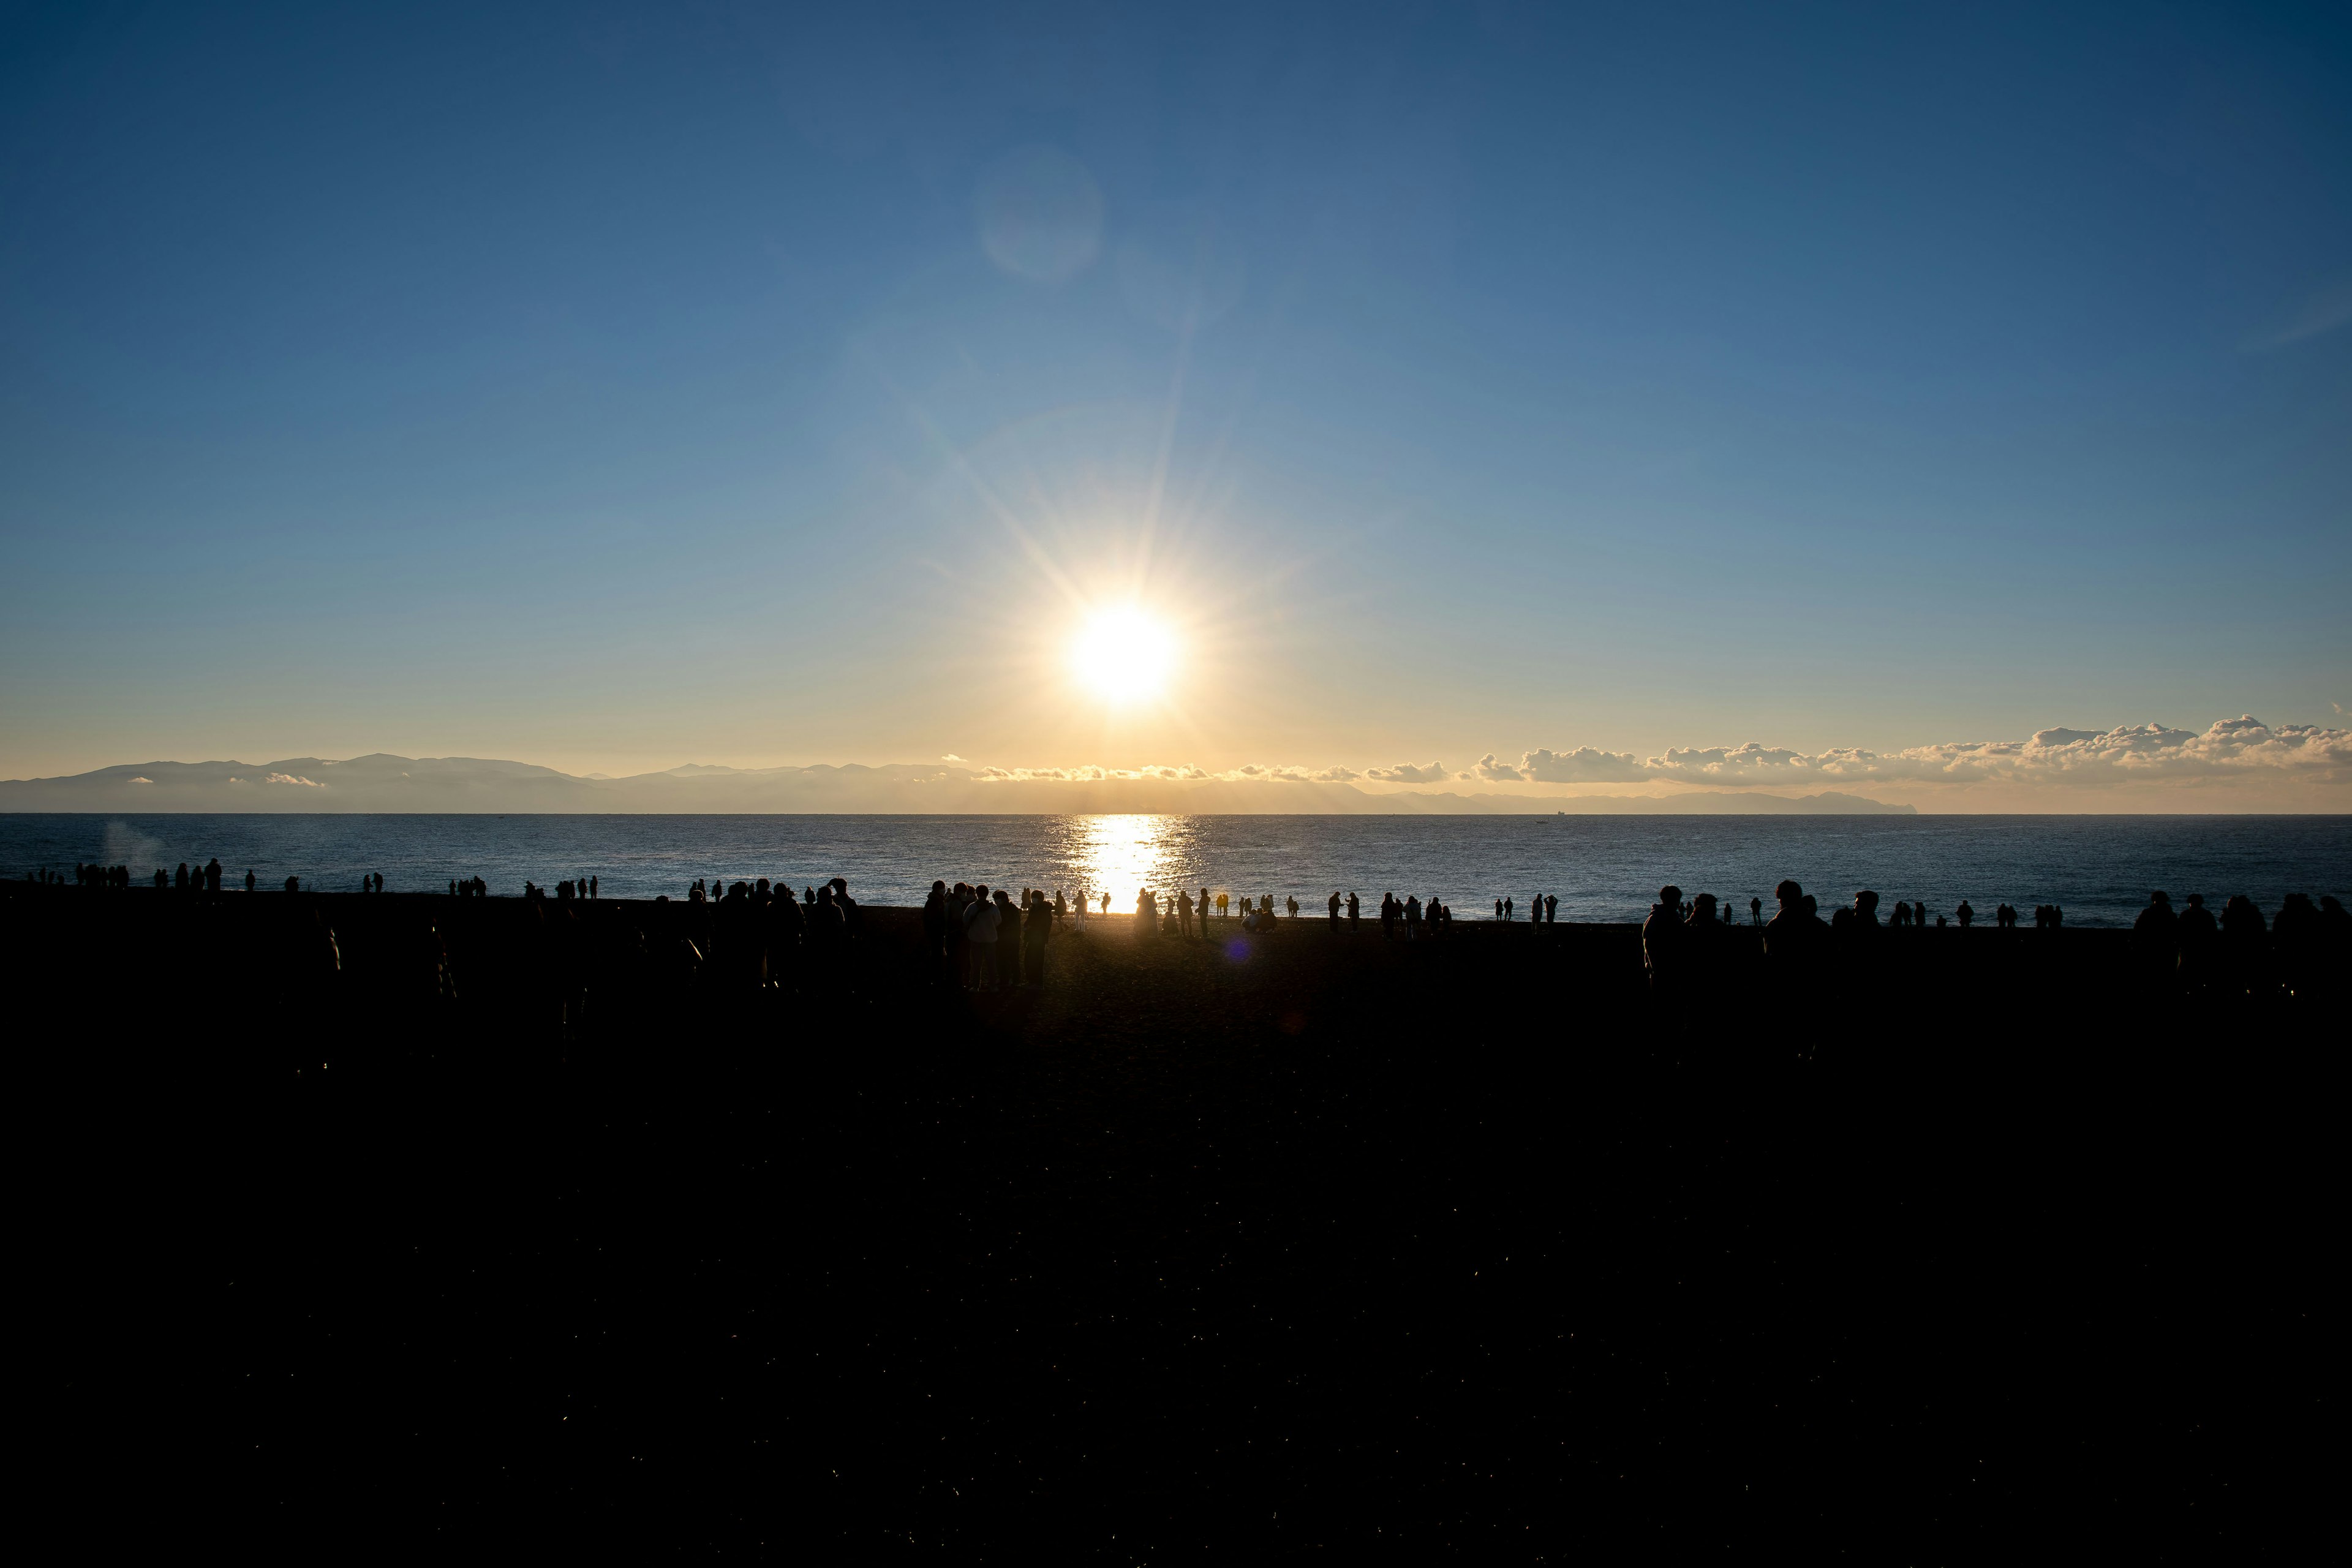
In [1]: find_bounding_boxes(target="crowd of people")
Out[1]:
[1634,879,2349,1003]
[45,858,279,893]
[922,881,1058,990]
[2128,889,2344,997]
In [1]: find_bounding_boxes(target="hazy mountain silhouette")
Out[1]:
[0,755,1917,815]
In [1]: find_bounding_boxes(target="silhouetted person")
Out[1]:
[922,880,949,960]
[1956,899,1975,929]
[1177,887,1195,936]
[205,858,222,892]
[1329,892,1343,926]
[1643,885,1686,1000]
[1764,880,1823,980]
[993,889,1022,987]
[284,875,299,894]
[2220,894,2268,998]
[2272,892,2323,1001]
[1348,892,1360,928]
[2177,893,2218,992]
[1022,890,1053,986]
[589,875,598,899]
[2134,891,2179,973]
[245,869,255,893]
[1749,895,1762,927]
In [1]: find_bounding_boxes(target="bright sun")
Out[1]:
[1071,605,1175,704]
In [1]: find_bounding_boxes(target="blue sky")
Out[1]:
[2,0,2346,797]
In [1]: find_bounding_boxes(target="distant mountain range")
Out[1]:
[0,754,1918,815]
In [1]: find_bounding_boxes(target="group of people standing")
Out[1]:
[2133,889,2345,998]
[44,858,272,893]
[924,881,1058,990]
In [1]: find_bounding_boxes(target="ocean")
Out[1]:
[5,813,2346,927]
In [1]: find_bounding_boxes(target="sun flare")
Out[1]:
[1071,605,1176,704]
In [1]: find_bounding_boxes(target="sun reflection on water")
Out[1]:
[1069,815,1191,909]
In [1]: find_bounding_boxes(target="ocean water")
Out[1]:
[4,813,2346,927]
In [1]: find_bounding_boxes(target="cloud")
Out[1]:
[1518,746,1649,783]
[941,753,964,763]
[129,776,153,784]
[1613,716,2352,786]
[2246,273,2352,350]
[1221,763,1352,783]
[944,717,2352,796]
[265,772,325,786]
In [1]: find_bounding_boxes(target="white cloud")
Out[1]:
[1519,746,1648,783]
[1581,716,2352,787]
[129,776,153,784]
[943,717,2352,797]
[2247,273,2352,350]
[941,754,964,762]
[265,772,325,787]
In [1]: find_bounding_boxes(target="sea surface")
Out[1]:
[5,813,2346,927]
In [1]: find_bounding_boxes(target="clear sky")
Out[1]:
[2,1,2346,802]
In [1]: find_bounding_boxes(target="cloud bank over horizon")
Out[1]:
[961,716,2352,797]
[10,717,2346,811]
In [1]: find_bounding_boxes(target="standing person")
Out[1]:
[1200,888,1212,936]
[1329,892,1342,927]
[963,884,999,989]
[1347,891,1360,929]
[922,880,949,970]
[994,889,1023,987]
[1404,894,1422,939]
[1100,891,1110,918]
[1178,887,1194,937]
[1023,890,1054,986]
[1545,894,1557,924]
[1073,887,1088,933]
[1216,892,1228,921]
[1643,886,1686,1000]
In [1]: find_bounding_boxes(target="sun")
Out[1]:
[1071,604,1176,704]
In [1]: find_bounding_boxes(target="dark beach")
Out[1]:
[17,884,2334,1550]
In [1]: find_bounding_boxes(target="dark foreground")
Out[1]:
[17,887,2335,1552]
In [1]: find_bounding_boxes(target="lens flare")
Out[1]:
[1071,605,1175,704]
